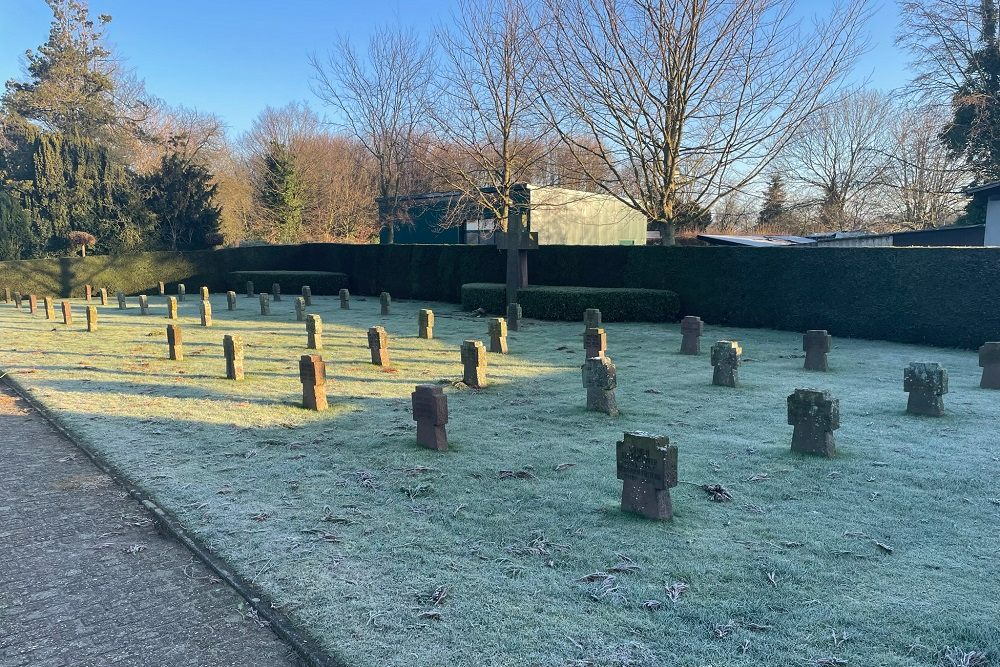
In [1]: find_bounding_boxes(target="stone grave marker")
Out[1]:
[488,317,508,354]
[177,284,185,302]
[61,300,72,325]
[294,297,306,322]
[584,308,601,332]
[584,327,607,359]
[43,296,55,320]
[259,293,270,315]
[167,297,178,320]
[98,288,108,306]
[167,324,183,360]
[583,355,618,416]
[200,300,212,327]
[616,431,678,520]
[980,342,1000,389]
[28,295,38,315]
[412,385,449,451]
[506,302,522,332]
[13,291,22,309]
[419,309,434,339]
[226,291,237,311]
[461,340,487,388]
[299,354,327,411]
[158,281,165,296]
[139,295,149,315]
[904,362,948,416]
[272,283,281,302]
[85,306,97,332]
[787,388,840,457]
[246,280,254,297]
[223,334,244,380]
[680,316,704,355]
[803,330,832,371]
[306,314,323,350]
[200,286,210,301]
[302,285,312,306]
[710,340,741,387]
[368,326,390,365]
[380,291,391,316]
[3,287,9,303]
[117,291,127,310]
[85,284,93,302]
[339,288,350,309]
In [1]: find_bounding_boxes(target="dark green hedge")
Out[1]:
[3,242,998,348]
[461,283,680,322]
[229,270,348,295]
[0,245,308,298]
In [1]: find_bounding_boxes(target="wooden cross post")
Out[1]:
[496,215,538,307]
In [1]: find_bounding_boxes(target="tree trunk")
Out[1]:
[652,219,675,246]
[386,223,395,245]
[505,218,520,306]
[81,245,86,257]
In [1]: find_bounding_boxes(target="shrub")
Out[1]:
[461,283,680,322]
[229,270,348,295]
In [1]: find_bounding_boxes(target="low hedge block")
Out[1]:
[461,283,680,322]
[229,271,348,295]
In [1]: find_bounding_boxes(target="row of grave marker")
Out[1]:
[6,286,999,396]
[4,289,998,524]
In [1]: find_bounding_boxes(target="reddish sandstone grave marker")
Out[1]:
[412,385,448,451]
[787,388,840,457]
[710,340,741,387]
[306,314,323,350]
[904,362,948,416]
[616,431,678,520]
[223,334,244,380]
[419,309,434,339]
[299,354,328,411]
[803,330,832,371]
[584,327,606,359]
[680,316,704,355]
[461,340,487,388]
[980,342,1000,389]
[368,326,390,365]
[488,317,508,354]
[167,324,183,360]
[583,355,618,416]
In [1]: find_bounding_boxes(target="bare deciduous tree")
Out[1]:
[884,104,973,228]
[538,0,871,245]
[310,27,434,243]
[781,89,894,230]
[429,0,553,303]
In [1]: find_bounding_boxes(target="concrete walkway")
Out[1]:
[0,383,302,667]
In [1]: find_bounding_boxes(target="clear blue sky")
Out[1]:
[0,0,911,137]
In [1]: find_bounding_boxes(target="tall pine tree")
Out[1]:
[258,141,304,244]
[758,173,788,228]
[144,148,221,251]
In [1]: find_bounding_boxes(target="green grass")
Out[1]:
[1,294,998,666]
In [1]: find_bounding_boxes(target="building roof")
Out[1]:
[965,180,1000,194]
[697,234,817,247]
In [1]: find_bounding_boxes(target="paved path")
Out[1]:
[0,383,302,667]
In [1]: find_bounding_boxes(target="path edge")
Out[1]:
[1,370,344,667]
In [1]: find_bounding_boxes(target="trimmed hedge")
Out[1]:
[2,242,999,348]
[0,245,309,298]
[229,270,348,295]
[461,283,680,322]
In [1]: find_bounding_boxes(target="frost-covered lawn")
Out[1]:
[1,293,998,666]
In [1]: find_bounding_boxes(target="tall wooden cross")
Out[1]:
[494,214,538,306]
